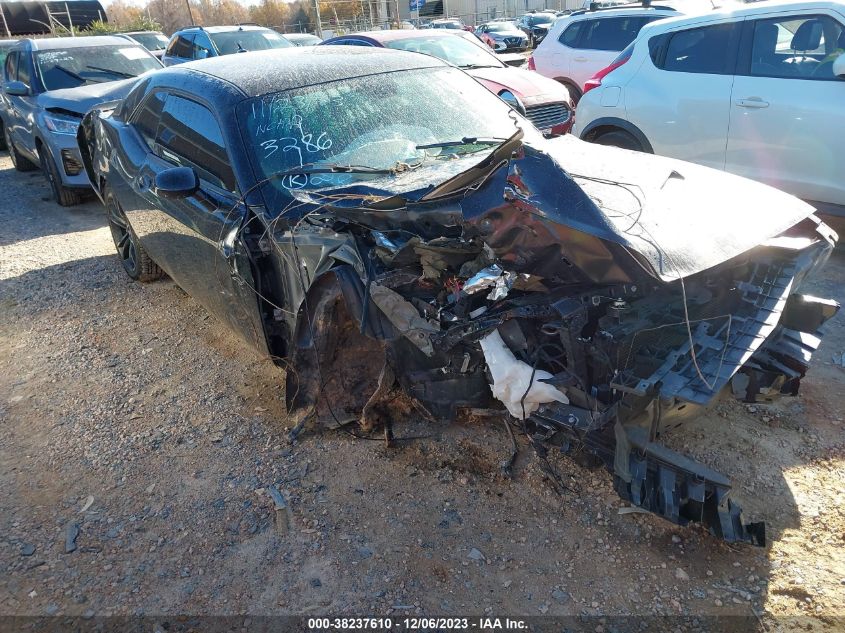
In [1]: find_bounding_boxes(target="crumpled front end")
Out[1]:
[264,136,838,547]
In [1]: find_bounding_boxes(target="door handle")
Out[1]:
[735,97,769,109]
[574,56,588,62]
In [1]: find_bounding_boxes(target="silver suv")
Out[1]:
[1,36,161,205]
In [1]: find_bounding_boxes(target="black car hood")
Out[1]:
[38,77,141,116]
[533,136,817,281]
[296,134,817,284]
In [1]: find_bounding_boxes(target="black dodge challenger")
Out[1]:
[78,46,839,546]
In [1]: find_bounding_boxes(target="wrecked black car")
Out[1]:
[78,46,839,547]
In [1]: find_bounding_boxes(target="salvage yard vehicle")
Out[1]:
[573,0,845,220]
[320,30,574,136]
[162,24,292,66]
[115,31,171,59]
[78,46,839,547]
[475,21,530,52]
[1,36,162,205]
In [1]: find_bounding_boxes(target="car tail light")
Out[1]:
[527,55,536,71]
[583,44,633,95]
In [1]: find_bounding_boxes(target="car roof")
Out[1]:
[333,29,475,43]
[176,24,274,34]
[567,4,679,20]
[635,0,844,34]
[164,46,448,98]
[284,32,319,38]
[26,36,143,50]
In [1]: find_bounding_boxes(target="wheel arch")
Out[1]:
[579,117,654,154]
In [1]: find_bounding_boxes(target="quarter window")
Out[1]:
[4,50,18,82]
[17,57,30,87]
[166,34,194,59]
[130,90,167,148]
[154,94,236,192]
[578,16,655,52]
[662,23,738,74]
[560,21,583,47]
[748,15,845,80]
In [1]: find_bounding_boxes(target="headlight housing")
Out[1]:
[498,90,526,116]
[43,112,81,136]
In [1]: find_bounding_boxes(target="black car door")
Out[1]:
[123,91,269,353]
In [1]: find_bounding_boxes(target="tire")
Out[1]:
[0,119,6,151]
[40,148,83,206]
[4,126,38,172]
[559,80,582,106]
[104,184,163,282]
[593,129,644,152]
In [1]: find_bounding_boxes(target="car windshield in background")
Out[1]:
[209,30,292,54]
[386,35,500,69]
[527,14,555,26]
[433,21,462,29]
[36,46,160,90]
[239,66,518,199]
[129,33,169,51]
[487,23,519,33]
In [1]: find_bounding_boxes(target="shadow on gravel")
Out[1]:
[0,165,104,247]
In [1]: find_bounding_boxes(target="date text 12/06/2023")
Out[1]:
[306,617,529,630]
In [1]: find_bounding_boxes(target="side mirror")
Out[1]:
[4,81,30,96]
[834,54,845,79]
[154,166,199,199]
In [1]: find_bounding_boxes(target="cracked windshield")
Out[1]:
[239,66,519,196]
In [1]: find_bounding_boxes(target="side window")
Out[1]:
[560,21,584,48]
[748,15,844,80]
[166,34,194,59]
[17,56,31,87]
[130,90,167,148]
[155,95,236,192]
[192,33,214,60]
[662,23,739,74]
[4,50,18,82]
[579,17,650,52]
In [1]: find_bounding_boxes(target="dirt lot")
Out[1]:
[1,154,844,630]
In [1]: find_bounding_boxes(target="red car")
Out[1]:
[320,30,574,136]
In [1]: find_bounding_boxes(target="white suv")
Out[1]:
[573,1,845,217]
[529,4,680,102]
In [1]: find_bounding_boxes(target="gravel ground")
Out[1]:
[1,154,844,629]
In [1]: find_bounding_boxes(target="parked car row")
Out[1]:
[1,21,840,546]
[68,43,839,547]
[319,29,574,136]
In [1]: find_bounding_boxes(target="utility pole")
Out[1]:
[65,2,74,36]
[185,0,196,25]
[314,0,323,37]
[0,6,11,38]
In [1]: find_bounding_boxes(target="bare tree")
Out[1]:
[249,0,290,29]
[146,0,193,34]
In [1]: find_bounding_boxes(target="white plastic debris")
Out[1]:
[479,330,568,419]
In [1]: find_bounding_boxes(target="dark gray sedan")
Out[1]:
[1,36,161,205]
